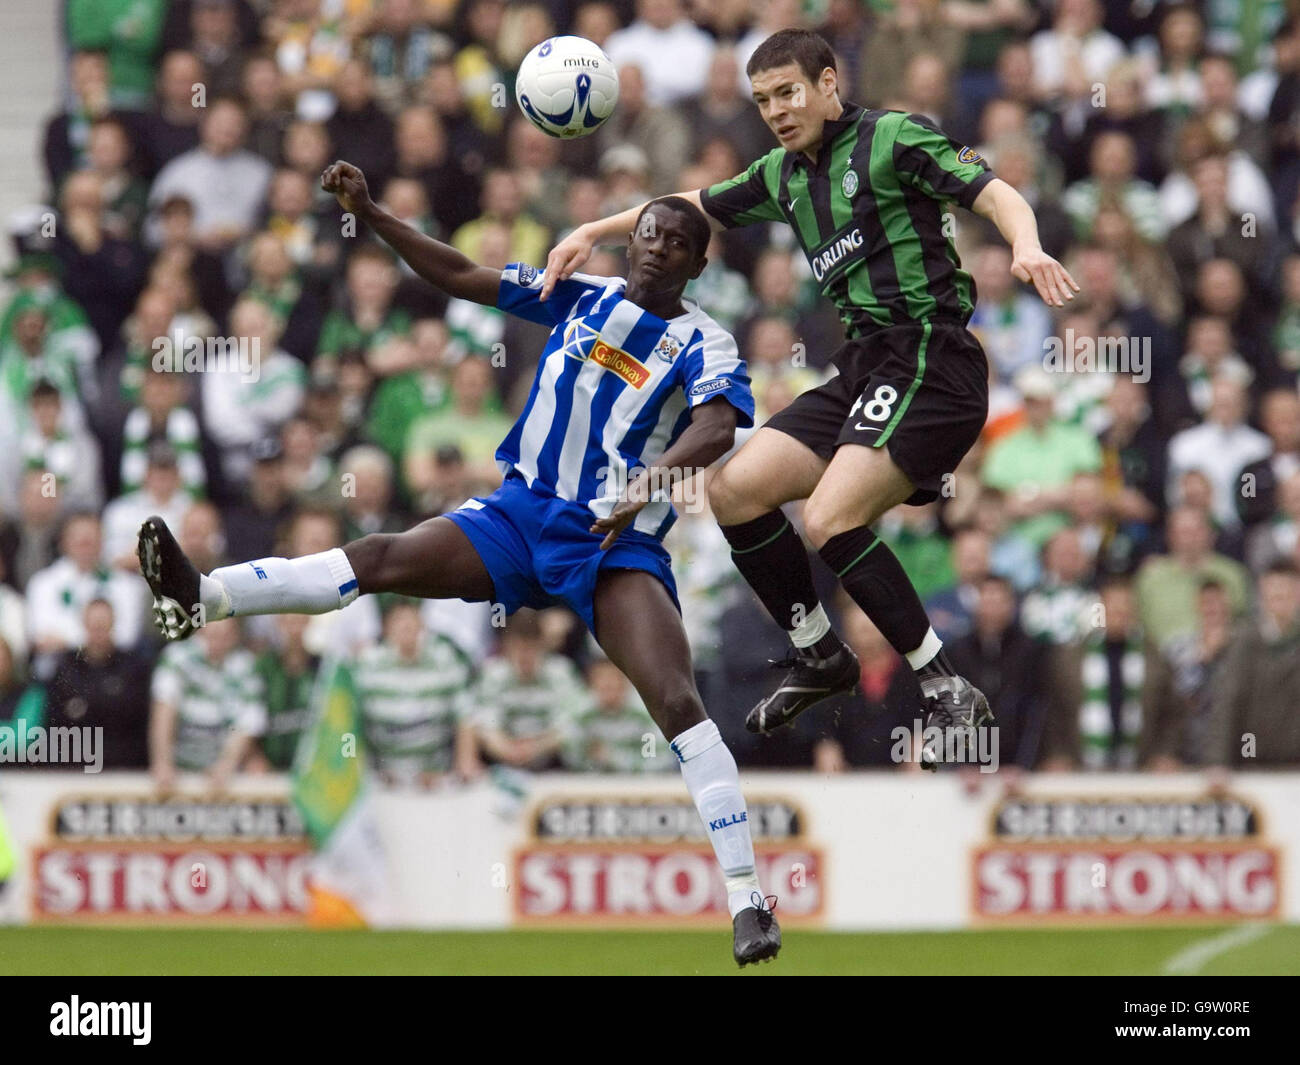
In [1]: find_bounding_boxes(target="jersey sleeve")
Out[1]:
[680,325,755,428]
[496,262,608,325]
[892,114,996,210]
[699,149,786,229]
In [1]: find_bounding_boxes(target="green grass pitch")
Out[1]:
[1,924,1297,975]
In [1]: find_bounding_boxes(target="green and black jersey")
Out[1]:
[700,105,995,335]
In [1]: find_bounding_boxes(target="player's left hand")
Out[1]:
[1011,244,1080,307]
[321,160,373,216]
[591,497,649,550]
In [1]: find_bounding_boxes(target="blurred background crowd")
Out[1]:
[2,0,1299,786]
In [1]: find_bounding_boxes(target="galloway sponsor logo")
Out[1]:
[971,795,1280,923]
[517,264,538,287]
[811,226,864,283]
[516,796,822,923]
[591,340,650,389]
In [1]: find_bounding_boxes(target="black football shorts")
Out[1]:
[764,318,989,505]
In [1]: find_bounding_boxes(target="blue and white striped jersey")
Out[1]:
[493,263,754,540]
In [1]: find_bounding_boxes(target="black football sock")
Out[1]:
[720,511,844,658]
[818,525,937,663]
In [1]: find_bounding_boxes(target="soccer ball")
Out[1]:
[515,35,619,139]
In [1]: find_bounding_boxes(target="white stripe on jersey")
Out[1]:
[513,347,564,487]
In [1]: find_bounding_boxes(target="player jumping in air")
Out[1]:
[544,29,1079,765]
[138,161,781,966]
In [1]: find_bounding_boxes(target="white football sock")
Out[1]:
[789,602,832,649]
[905,626,944,670]
[205,549,360,619]
[670,718,762,917]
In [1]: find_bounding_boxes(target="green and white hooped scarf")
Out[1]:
[1078,634,1145,770]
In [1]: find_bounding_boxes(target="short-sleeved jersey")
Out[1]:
[700,105,996,335]
[151,642,267,771]
[351,634,476,777]
[495,264,754,540]
[472,654,586,743]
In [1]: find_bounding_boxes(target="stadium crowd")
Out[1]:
[1,0,1299,785]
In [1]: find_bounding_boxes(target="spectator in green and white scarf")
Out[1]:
[1021,527,1100,646]
[1042,577,1186,771]
[120,367,206,498]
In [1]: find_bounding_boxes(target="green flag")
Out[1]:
[292,659,366,849]
[0,802,15,883]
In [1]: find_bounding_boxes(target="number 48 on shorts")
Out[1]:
[850,384,899,429]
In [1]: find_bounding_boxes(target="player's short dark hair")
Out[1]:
[745,29,838,85]
[637,196,710,261]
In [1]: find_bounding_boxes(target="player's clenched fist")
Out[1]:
[321,160,372,216]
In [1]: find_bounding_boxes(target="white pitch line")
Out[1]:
[1162,924,1272,975]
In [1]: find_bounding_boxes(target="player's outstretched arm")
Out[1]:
[541,188,720,300]
[971,178,1081,308]
[321,160,502,306]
